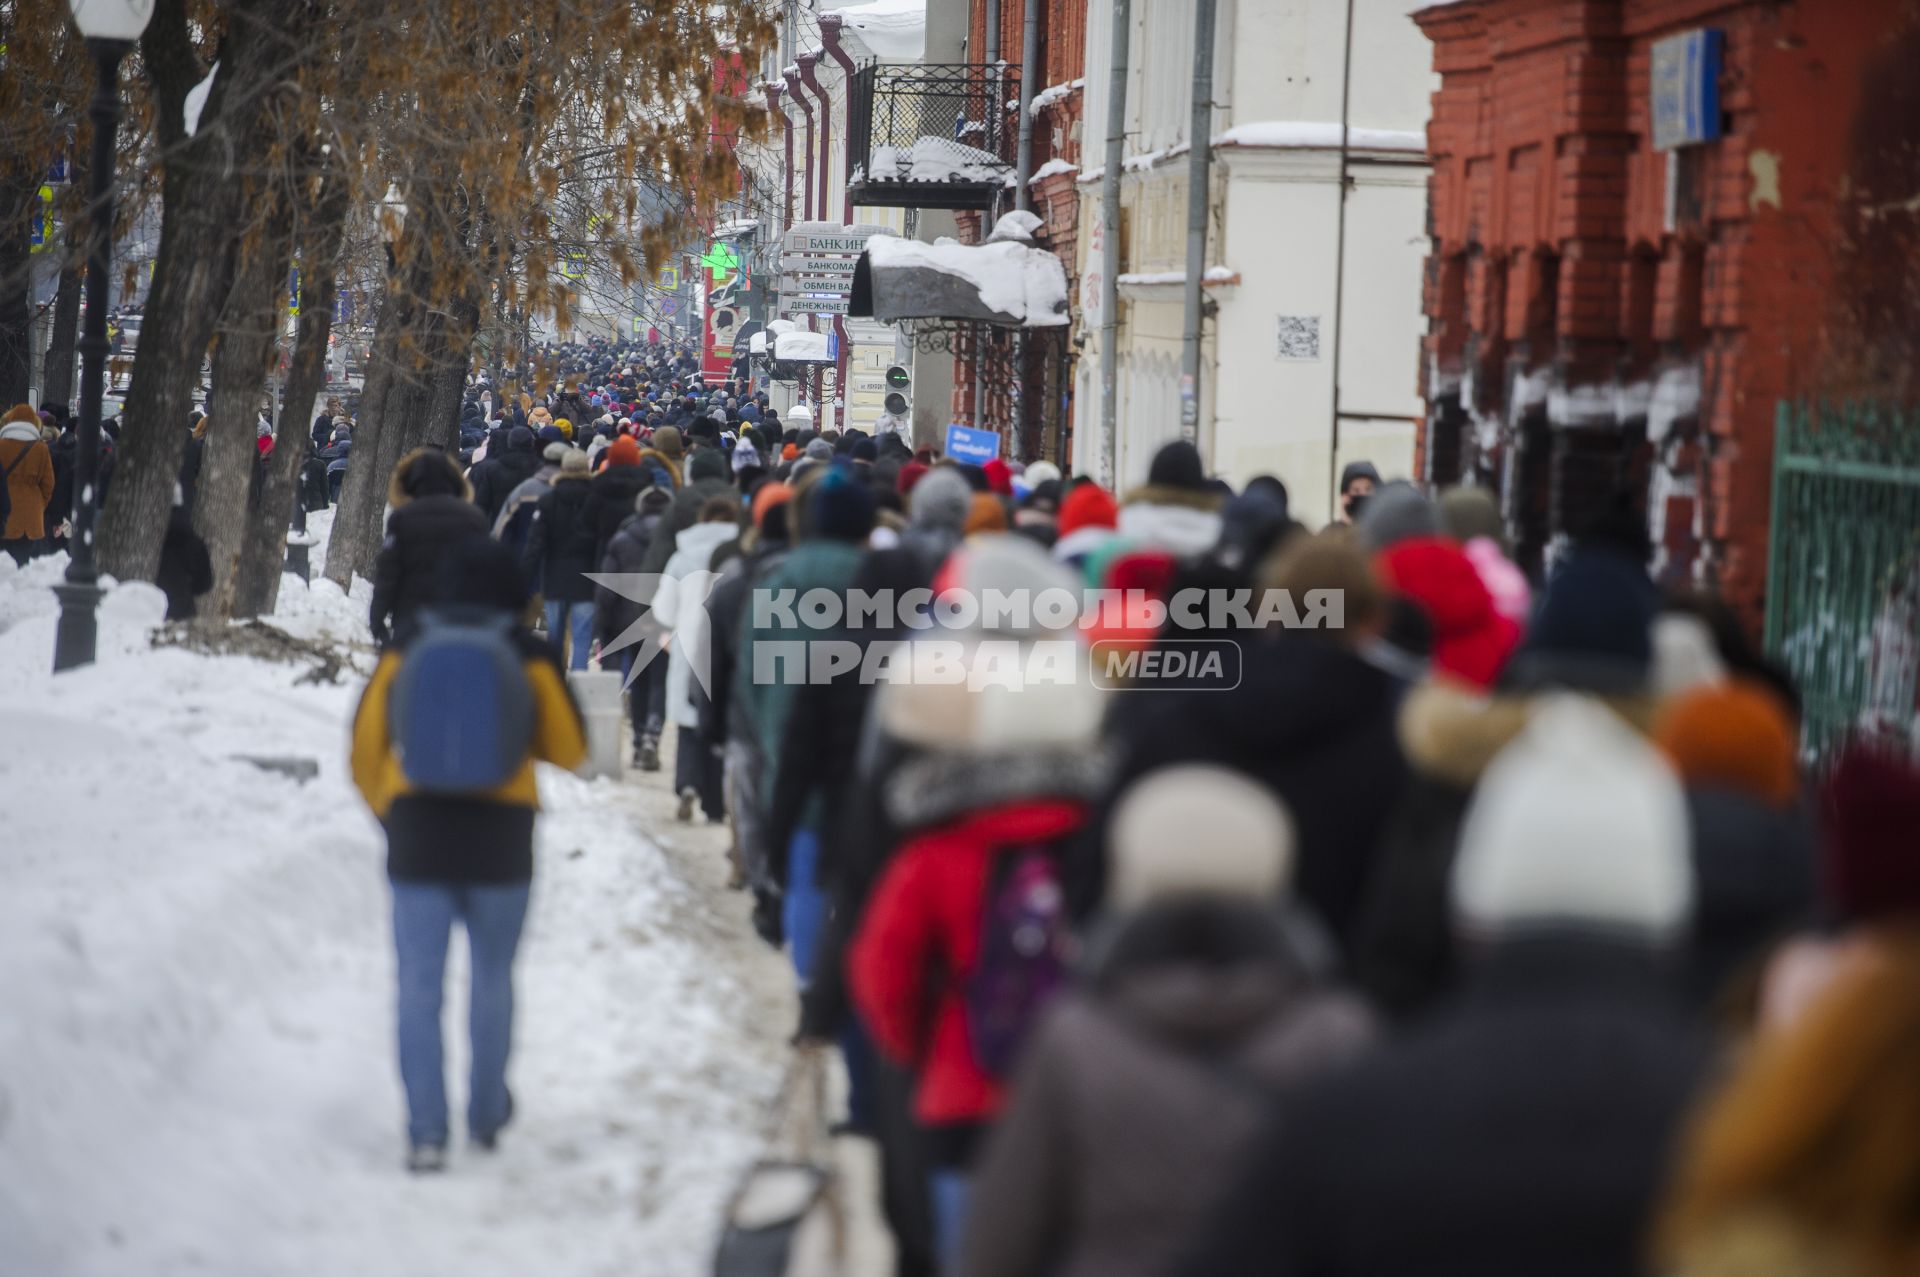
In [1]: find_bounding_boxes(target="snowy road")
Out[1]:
[0,555,801,1277]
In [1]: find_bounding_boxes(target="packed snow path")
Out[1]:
[0,549,810,1276]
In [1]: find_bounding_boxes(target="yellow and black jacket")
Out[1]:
[350,630,587,882]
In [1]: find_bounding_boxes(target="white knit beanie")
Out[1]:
[1107,766,1295,911]
[1453,694,1693,945]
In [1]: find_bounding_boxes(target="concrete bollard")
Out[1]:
[568,669,626,779]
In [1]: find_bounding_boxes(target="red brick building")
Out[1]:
[1414,0,1920,625]
[953,0,1088,458]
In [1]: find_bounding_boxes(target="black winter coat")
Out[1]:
[368,495,490,646]
[1089,633,1407,947]
[583,464,654,561]
[523,478,599,603]
[1684,786,1816,1009]
[591,495,671,645]
[469,443,540,523]
[639,477,734,575]
[1181,938,1710,1277]
[156,507,213,620]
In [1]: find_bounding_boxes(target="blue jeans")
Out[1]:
[929,1168,972,1273]
[783,828,827,986]
[544,599,596,670]
[392,879,531,1147]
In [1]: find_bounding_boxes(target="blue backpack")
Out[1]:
[389,610,536,793]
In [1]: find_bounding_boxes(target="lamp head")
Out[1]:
[68,0,154,41]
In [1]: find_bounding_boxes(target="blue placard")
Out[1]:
[1651,29,1723,151]
[945,423,1000,464]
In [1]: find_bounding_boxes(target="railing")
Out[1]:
[1764,400,1920,762]
[847,62,1020,210]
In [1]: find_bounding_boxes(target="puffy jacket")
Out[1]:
[469,438,540,522]
[522,477,598,603]
[368,494,490,646]
[583,463,654,559]
[849,797,1091,1131]
[350,627,587,882]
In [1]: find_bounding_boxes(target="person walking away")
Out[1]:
[1182,696,1709,1277]
[349,538,587,1171]
[369,450,491,648]
[650,495,741,822]
[962,766,1375,1277]
[522,448,599,669]
[1,403,55,566]
[593,482,674,766]
[1659,930,1920,1277]
[469,425,540,524]
[155,483,214,620]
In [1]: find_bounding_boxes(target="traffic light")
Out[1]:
[883,364,911,417]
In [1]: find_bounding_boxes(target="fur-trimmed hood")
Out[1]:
[1397,675,1658,789]
[387,447,473,507]
[1118,484,1225,557]
[885,744,1110,833]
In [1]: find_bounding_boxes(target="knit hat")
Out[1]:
[909,468,972,535]
[1820,743,1920,926]
[1107,766,1295,912]
[558,448,590,477]
[1376,536,1520,688]
[982,457,1014,496]
[1358,480,1441,552]
[1022,461,1062,489]
[553,417,574,440]
[1651,612,1728,700]
[781,443,800,463]
[507,426,535,452]
[651,425,685,459]
[537,424,566,444]
[850,436,878,463]
[1146,440,1206,490]
[752,481,794,529]
[803,437,834,462]
[1654,680,1798,810]
[930,532,1083,636]
[809,468,876,542]
[1057,483,1119,537]
[605,435,643,468]
[1506,549,1657,692]
[689,448,729,483]
[1454,695,1693,945]
[897,460,930,494]
[964,492,1009,535]
[1438,485,1505,547]
[542,442,570,464]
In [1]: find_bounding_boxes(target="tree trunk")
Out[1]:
[96,0,306,583]
[323,286,410,588]
[194,208,292,621]
[235,163,351,619]
[40,264,82,413]
[0,167,36,409]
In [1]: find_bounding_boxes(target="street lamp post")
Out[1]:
[54,0,153,672]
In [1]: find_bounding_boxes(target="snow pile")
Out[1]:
[864,135,1009,185]
[0,551,787,1275]
[1028,157,1079,184]
[1027,78,1084,116]
[827,0,927,62]
[1213,121,1427,152]
[866,213,1069,327]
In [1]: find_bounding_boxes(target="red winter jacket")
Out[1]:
[848,798,1088,1128]
[1376,536,1521,689]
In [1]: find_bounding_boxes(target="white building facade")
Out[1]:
[1076,0,1436,525]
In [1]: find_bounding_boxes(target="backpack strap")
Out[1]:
[2,440,36,480]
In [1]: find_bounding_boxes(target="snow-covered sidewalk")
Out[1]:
[0,548,796,1276]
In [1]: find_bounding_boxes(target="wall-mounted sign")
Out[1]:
[1651,29,1723,150]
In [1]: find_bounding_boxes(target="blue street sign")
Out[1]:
[1651,29,1723,150]
[945,423,1000,464]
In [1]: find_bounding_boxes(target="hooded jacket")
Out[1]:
[1116,484,1225,559]
[522,473,599,603]
[1,418,55,540]
[961,901,1375,1277]
[369,456,489,647]
[650,519,742,729]
[592,487,674,646]
[468,430,541,522]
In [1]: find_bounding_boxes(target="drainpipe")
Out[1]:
[1009,0,1041,460]
[798,52,832,228]
[1178,0,1218,450]
[977,0,1002,431]
[1098,0,1129,488]
[1327,0,1356,510]
[819,15,858,223]
[763,82,792,228]
[783,67,814,222]
[818,17,859,432]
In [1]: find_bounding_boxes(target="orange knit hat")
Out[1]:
[1655,679,1799,809]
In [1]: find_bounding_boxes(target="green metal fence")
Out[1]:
[1764,401,1920,763]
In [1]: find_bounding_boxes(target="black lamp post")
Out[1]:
[54,0,153,672]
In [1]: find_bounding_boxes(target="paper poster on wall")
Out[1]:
[1276,315,1321,361]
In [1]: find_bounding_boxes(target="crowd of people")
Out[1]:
[329,336,1920,1276]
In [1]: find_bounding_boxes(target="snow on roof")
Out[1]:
[1028,157,1079,184]
[774,330,834,363]
[866,217,1068,328]
[714,218,759,237]
[1027,78,1084,116]
[1213,121,1427,152]
[767,318,798,336]
[867,136,1011,185]
[826,0,926,62]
